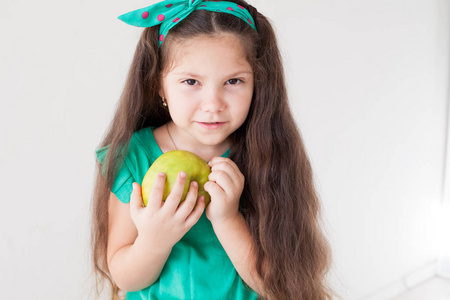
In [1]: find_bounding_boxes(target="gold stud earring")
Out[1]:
[162,96,167,107]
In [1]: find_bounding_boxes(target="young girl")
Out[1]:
[92,0,333,299]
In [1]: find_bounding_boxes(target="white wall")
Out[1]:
[259,0,449,298]
[439,0,450,278]
[0,0,448,299]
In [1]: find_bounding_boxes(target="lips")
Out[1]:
[197,121,226,129]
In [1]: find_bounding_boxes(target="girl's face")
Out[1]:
[160,33,254,153]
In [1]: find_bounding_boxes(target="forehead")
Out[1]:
[163,33,252,74]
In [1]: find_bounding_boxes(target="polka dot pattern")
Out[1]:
[118,0,258,47]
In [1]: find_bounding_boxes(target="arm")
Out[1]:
[211,213,265,295]
[204,157,265,296]
[107,172,205,291]
[107,192,170,291]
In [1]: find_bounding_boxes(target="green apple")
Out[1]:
[141,150,211,207]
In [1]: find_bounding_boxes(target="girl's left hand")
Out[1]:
[204,157,244,225]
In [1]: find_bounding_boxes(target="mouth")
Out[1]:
[197,121,226,129]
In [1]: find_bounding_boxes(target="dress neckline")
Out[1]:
[149,127,230,158]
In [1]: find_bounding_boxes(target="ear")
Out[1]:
[158,82,165,99]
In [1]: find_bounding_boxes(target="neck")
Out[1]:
[166,122,229,161]
[193,146,229,162]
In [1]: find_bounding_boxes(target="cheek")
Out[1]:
[242,91,253,119]
[241,80,254,102]
[230,93,252,121]
[167,99,197,122]
[165,82,195,102]
[241,88,253,110]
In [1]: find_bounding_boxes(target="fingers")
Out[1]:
[208,169,234,190]
[130,182,143,219]
[147,172,166,211]
[207,158,244,195]
[175,181,198,217]
[184,195,205,227]
[208,157,242,177]
[204,180,225,199]
[163,171,187,213]
[175,180,205,227]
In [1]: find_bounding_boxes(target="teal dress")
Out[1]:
[96,127,259,300]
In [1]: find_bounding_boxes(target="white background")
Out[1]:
[1,0,449,299]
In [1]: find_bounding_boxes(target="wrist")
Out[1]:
[211,211,245,234]
[134,234,173,256]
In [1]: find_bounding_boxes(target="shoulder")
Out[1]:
[126,126,162,166]
[112,126,163,198]
[95,127,156,163]
[95,126,163,181]
[131,126,155,146]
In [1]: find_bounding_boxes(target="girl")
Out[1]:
[92,0,334,299]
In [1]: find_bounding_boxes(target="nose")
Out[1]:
[200,87,225,113]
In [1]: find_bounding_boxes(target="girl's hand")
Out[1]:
[204,157,244,225]
[129,172,205,252]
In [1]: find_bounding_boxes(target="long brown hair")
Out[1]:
[92,1,334,299]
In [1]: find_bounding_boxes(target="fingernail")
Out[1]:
[179,171,186,178]
[158,172,165,177]
[192,181,198,188]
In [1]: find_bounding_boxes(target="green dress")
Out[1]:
[96,127,259,300]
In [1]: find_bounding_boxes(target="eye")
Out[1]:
[226,78,243,85]
[183,79,199,86]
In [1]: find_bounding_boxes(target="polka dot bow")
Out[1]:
[118,0,257,46]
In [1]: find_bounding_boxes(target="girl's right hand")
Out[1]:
[129,172,205,252]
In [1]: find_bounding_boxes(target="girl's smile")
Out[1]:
[196,121,227,130]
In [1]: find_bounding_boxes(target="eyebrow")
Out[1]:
[172,70,253,78]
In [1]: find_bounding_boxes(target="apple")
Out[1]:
[141,150,211,207]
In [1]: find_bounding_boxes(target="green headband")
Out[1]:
[118,0,257,46]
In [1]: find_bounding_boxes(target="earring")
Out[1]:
[161,96,167,107]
